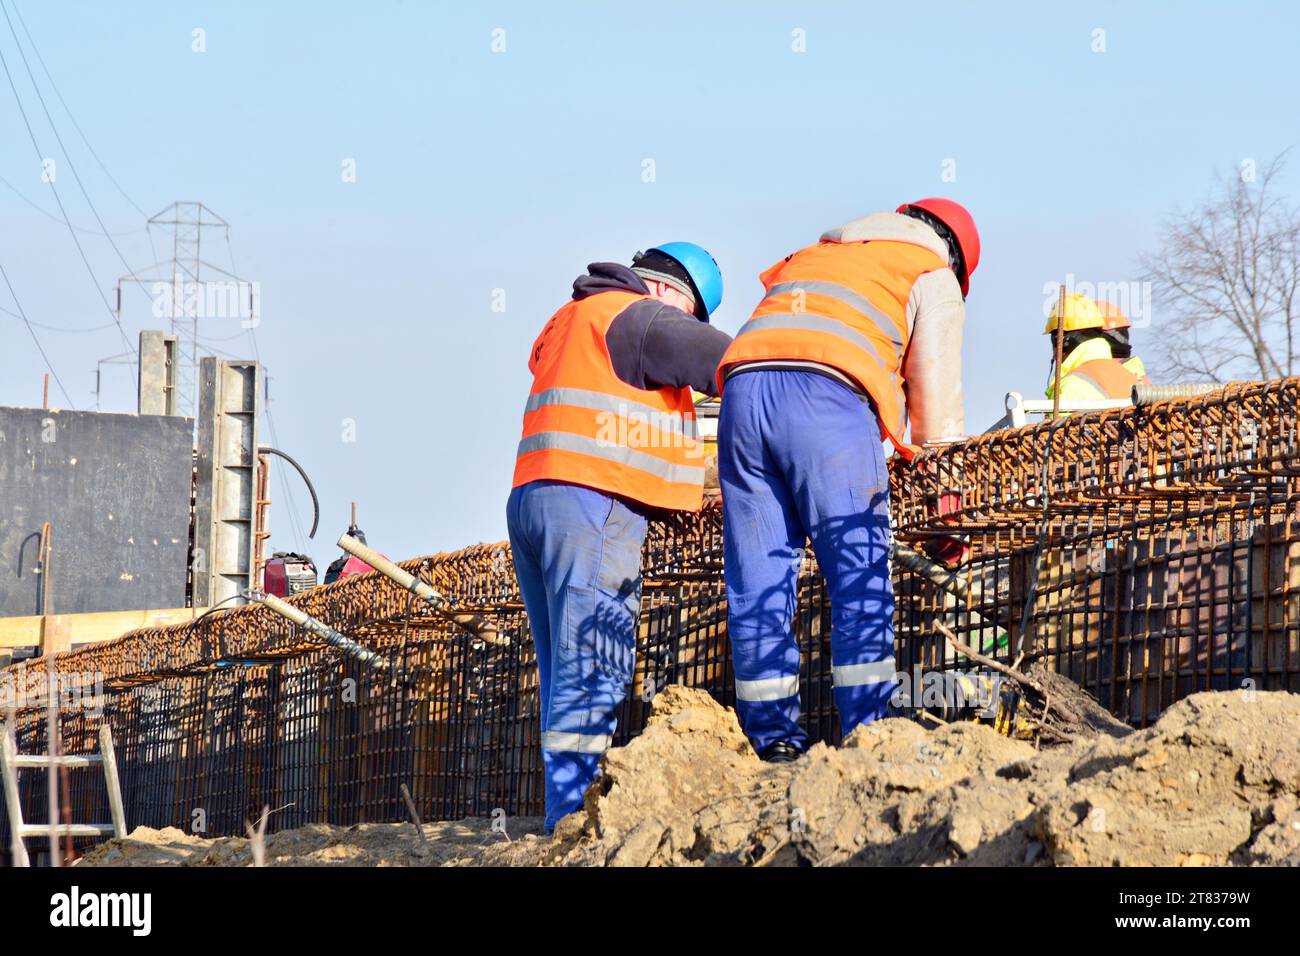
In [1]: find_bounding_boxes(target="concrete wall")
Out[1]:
[0,407,194,617]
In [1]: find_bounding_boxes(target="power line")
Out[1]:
[0,27,134,368]
[0,172,148,235]
[9,0,157,265]
[1,0,140,370]
[10,1,149,221]
[0,254,75,406]
[0,301,116,332]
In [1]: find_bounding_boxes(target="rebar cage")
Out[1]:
[3,379,1299,862]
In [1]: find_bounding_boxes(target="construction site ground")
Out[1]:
[77,685,1300,868]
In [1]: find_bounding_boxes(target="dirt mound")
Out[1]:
[543,684,1060,866]
[543,685,1300,867]
[1039,690,1300,866]
[78,685,1300,867]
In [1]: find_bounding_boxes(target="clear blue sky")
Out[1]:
[2,1,1297,562]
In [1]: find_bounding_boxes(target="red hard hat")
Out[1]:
[897,198,980,297]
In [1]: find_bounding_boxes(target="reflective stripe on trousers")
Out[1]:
[735,662,897,705]
[540,730,613,754]
[832,658,897,689]
[734,674,799,703]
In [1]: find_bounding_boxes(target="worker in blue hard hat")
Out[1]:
[508,242,730,831]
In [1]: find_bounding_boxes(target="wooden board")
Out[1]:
[0,607,207,653]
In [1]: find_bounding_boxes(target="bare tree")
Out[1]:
[1142,154,1300,382]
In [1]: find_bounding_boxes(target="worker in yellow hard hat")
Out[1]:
[1044,293,1149,402]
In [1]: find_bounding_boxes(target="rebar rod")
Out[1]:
[3,378,1299,860]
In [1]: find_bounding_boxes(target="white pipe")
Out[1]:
[247,589,391,674]
[337,535,509,645]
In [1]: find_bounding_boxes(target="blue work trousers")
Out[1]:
[506,480,647,830]
[718,369,896,753]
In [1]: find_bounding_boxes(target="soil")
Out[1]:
[77,684,1300,867]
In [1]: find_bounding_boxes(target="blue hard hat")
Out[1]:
[649,241,723,320]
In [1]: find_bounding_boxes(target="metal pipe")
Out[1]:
[45,673,60,867]
[245,588,391,674]
[337,534,510,645]
[1132,381,1223,406]
[36,521,52,617]
[1051,284,1066,418]
[892,542,1009,651]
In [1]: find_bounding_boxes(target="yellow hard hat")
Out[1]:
[1044,293,1131,334]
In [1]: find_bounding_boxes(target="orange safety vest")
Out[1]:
[512,290,705,512]
[716,239,949,458]
[1058,358,1148,400]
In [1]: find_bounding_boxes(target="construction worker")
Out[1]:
[715,198,979,762]
[508,243,731,830]
[1044,294,1149,402]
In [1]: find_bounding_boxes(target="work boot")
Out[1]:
[758,741,804,764]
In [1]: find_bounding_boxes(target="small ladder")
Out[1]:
[0,724,127,867]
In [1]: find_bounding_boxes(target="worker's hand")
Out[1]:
[920,534,969,569]
[921,490,969,568]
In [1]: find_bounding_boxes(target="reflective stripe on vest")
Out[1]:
[764,280,904,347]
[717,240,945,459]
[1065,359,1141,400]
[524,386,701,442]
[735,312,898,376]
[732,288,905,434]
[513,290,704,511]
[516,431,704,486]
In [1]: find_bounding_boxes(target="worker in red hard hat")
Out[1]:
[714,198,978,763]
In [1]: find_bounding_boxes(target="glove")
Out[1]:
[920,490,969,569]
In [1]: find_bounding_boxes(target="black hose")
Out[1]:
[258,445,320,539]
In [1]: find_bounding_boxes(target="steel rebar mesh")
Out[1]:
[3,379,1298,861]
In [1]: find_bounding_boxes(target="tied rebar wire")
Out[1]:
[2,378,1300,861]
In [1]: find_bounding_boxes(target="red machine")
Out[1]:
[324,526,385,584]
[264,552,318,597]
